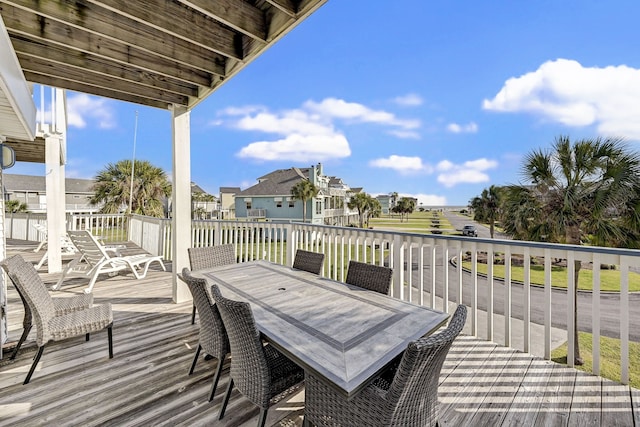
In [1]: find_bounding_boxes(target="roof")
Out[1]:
[238,167,310,196]
[2,0,328,109]
[220,187,241,194]
[2,173,94,193]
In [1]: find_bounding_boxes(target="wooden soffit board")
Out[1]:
[0,0,328,110]
[4,135,45,163]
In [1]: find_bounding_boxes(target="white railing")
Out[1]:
[21,214,637,385]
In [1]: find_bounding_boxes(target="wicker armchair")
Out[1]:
[1,255,113,385]
[212,285,305,427]
[181,268,230,401]
[292,249,325,275]
[345,260,393,295]
[304,305,467,427]
[187,244,236,324]
[3,258,93,360]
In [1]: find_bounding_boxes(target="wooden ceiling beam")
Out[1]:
[11,37,199,98]
[263,0,296,18]
[20,56,190,107]
[86,0,256,57]
[1,0,234,70]
[1,6,218,85]
[23,71,173,109]
[178,0,267,41]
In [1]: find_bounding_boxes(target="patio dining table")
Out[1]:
[193,260,449,399]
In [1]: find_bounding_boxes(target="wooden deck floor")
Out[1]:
[1,241,639,426]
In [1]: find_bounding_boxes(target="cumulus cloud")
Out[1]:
[483,59,640,140]
[447,122,478,133]
[393,93,424,107]
[436,158,498,187]
[369,155,432,174]
[67,94,116,129]
[216,97,420,162]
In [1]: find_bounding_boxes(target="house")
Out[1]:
[376,193,397,215]
[234,163,358,225]
[219,187,241,219]
[2,174,99,213]
[190,182,218,220]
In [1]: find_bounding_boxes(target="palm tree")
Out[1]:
[501,135,640,365]
[469,185,502,238]
[5,200,28,213]
[90,159,171,218]
[290,179,319,223]
[348,192,376,228]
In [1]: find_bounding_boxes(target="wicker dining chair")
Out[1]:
[292,249,325,275]
[303,304,467,427]
[212,285,305,427]
[345,260,393,295]
[3,258,94,360]
[181,268,230,402]
[187,244,236,324]
[1,255,113,385]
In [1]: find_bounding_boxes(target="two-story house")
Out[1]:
[234,163,358,225]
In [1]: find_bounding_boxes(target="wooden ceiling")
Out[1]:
[0,0,327,110]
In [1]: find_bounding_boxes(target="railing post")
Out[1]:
[392,234,404,299]
[285,223,295,267]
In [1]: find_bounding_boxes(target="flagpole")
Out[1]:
[128,111,138,213]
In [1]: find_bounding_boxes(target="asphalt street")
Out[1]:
[412,211,640,342]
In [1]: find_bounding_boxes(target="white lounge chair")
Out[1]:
[52,229,166,293]
[32,223,79,269]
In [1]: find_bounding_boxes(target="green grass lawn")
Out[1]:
[551,332,639,388]
[460,261,640,291]
[369,211,458,235]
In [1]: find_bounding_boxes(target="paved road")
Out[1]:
[419,211,640,342]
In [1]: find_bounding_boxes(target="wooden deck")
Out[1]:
[1,241,639,426]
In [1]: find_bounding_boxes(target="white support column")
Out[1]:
[171,105,191,303]
[44,125,65,273]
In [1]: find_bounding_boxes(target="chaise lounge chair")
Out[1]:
[52,229,166,294]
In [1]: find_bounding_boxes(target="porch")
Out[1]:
[1,240,638,426]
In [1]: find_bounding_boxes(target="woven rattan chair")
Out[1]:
[187,244,236,324]
[181,268,230,401]
[345,260,393,295]
[3,258,93,360]
[212,285,305,427]
[304,305,467,427]
[292,249,325,275]
[1,255,113,385]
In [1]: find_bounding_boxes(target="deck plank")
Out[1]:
[1,242,638,427]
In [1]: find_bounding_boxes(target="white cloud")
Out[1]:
[303,98,420,130]
[436,158,498,187]
[369,155,432,174]
[447,122,478,133]
[388,129,421,139]
[217,97,421,162]
[67,94,116,129]
[393,93,423,107]
[483,58,640,140]
[237,134,351,162]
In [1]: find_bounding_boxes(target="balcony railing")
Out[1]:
[8,213,636,385]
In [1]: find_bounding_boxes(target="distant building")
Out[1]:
[191,182,218,219]
[376,193,398,215]
[2,173,98,213]
[234,163,358,225]
[219,187,241,219]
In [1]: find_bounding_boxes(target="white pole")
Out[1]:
[128,111,138,213]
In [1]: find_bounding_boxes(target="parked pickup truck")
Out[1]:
[462,225,478,237]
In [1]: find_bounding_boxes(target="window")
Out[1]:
[315,200,322,214]
[289,201,295,208]
[276,201,283,208]
[246,201,252,210]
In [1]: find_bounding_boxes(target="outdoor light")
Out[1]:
[0,143,15,169]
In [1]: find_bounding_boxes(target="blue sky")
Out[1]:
[14,1,640,205]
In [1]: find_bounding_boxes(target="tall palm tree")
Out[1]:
[90,159,171,218]
[290,179,319,223]
[469,185,502,238]
[501,135,640,365]
[5,200,29,213]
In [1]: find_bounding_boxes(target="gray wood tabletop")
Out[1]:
[194,260,449,398]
